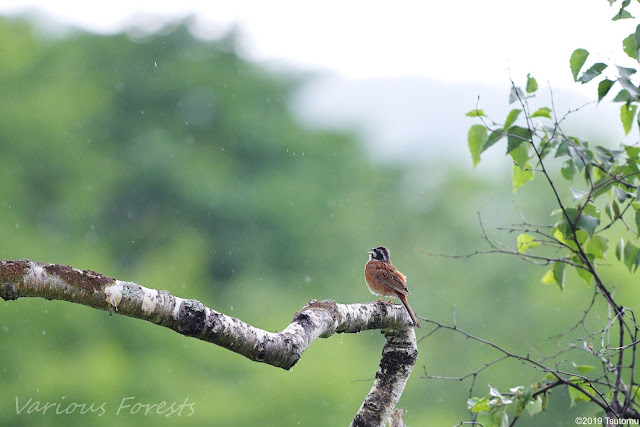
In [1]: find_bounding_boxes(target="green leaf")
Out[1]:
[509,143,533,192]
[517,234,539,253]
[526,74,538,93]
[572,362,595,374]
[564,139,589,170]
[621,103,638,134]
[578,63,608,83]
[468,124,488,167]
[617,238,640,271]
[541,269,555,285]
[557,206,600,237]
[531,107,552,118]
[504,109,522,129]
[613,7,633,21]
[542,262,565,290]
[613,89,631,103]
[538,136,556,160]
[616,237,625,262]
[555,139,572,158]
[635,209,640,235]
[598,79,615,102]
[594,145,623,170]
[526,396,543,416]
[466,109,486,117]
[577,266,593,286]
[506,126,532,154]
[553,261,566,291]
[623,24,640,62]
[569,378,596,406]
[509,86,525,104]
[468,396,491,412]
[586,235,609,260]
[632,385,640,404]
[485,131,503,151]
[515,398,524,419]
[577,214,599,237]
[570,187,589,200]
[625,144,640,159]
[615,186,632,203]
[561,159,576,180]
[607,200,621,221]
[570,49,589,81]
[575,229,589,245]
[625,239,639,271]
[582,203,600,220]
[618,65,637,79]
[623,31,639,61]
[513,162,534,192]
[617,66,639,99]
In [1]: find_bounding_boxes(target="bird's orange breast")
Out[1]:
[365,260,399,297]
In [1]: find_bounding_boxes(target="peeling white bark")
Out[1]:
[352,327,417,426]
[0,259,418,425]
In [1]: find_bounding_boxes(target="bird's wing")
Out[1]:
[373,263,409,296]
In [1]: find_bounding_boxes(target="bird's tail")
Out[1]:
[397,293,421,328]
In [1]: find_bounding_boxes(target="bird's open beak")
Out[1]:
[367,249,375,255]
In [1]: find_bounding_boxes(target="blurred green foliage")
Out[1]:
[1,15,637,426]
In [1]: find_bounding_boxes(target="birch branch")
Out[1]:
[353,327,417,427]
[0,259,418,426]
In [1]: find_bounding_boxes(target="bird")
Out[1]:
[364,246,420,328]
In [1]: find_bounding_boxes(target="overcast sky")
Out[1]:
[0,1,636,162]
[0,0,636,90]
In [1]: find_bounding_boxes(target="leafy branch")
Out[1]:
[431,3,640,425]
